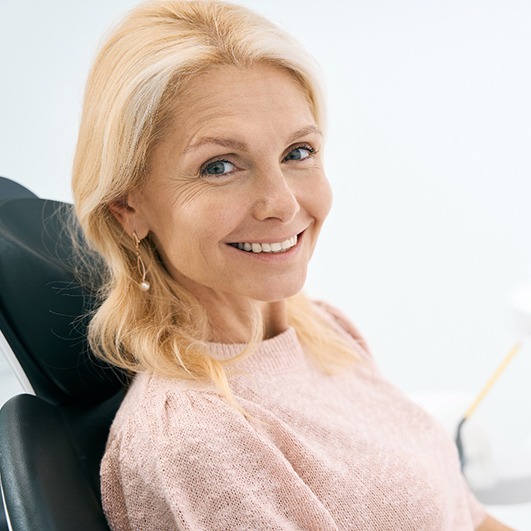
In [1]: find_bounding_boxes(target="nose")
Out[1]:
[251,167,300,223]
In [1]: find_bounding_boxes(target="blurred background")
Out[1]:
[1,0,530,525]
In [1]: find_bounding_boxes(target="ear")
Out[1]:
[108,194,149,239]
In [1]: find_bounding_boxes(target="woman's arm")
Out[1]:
[477,514,514,531]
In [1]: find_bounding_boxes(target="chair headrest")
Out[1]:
[0,198,127,405]
[0,176,37,200]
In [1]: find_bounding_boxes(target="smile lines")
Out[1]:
[230,235,298,254]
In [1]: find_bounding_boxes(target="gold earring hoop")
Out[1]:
[132,231,150,291]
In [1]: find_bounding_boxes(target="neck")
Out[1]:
[205,299,289,344]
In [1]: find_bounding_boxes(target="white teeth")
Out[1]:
[232,235,298,254]
[281,238,292,250]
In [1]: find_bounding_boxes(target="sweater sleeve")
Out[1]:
[101,386,339,531]
[465,479,488,529]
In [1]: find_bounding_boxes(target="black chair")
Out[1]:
[0,177,37,202]
[0,178,127,530]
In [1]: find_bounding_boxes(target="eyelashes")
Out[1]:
[284,144,315,162]
[198,143,318,178]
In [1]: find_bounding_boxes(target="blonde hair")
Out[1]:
[72,0,356,402]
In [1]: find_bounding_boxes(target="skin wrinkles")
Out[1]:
[184,125,323,156]
[110,63,332,342]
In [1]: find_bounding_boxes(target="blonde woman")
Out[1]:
[72,1,510,529]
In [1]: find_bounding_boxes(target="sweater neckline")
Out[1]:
[205,327,307,374]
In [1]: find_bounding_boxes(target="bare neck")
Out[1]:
[204,299,289,344]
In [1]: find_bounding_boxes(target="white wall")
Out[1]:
[1,0,530,457]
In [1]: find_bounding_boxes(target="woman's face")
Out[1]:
[118,63,332,307]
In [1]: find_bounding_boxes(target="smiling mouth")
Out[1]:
[229,234,298,254]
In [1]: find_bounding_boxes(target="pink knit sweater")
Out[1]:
[101,302,486,530]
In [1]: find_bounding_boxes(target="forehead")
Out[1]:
[168,63,315,136]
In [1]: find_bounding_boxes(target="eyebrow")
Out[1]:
[183,124,322,155]
[287,125,322,143]
[183,137,246,154]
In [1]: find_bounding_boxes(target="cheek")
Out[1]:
[173,179,210,208]
[308,176,333,223]
[179,193,244,240]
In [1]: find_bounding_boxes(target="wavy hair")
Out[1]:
[72,0,357,405]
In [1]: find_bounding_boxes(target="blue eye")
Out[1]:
[284,146,314,161]
[201,160,236,176]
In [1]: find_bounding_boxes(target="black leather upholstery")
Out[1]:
[0,177,37,201]
[0,392,124,531]
[0,178,127,531]
[0,198,125,405]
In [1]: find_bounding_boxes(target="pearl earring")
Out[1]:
[132,231,150,291]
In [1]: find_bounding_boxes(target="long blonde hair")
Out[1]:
[72,0,357,402]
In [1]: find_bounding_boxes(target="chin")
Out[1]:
[247,277,306,303]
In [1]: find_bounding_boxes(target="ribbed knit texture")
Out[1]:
[101,302,486,530]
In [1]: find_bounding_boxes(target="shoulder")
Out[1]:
[103,371,270,473]
[108,372,241,445]
[101,371,292,494]
[100,373,268,529]
[310,299,373,360]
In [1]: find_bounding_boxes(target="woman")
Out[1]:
[72,1,510,529]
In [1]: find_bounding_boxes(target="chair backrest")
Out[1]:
[0,179,127,530]
[0,177,38,401]
[0,197,125,405]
